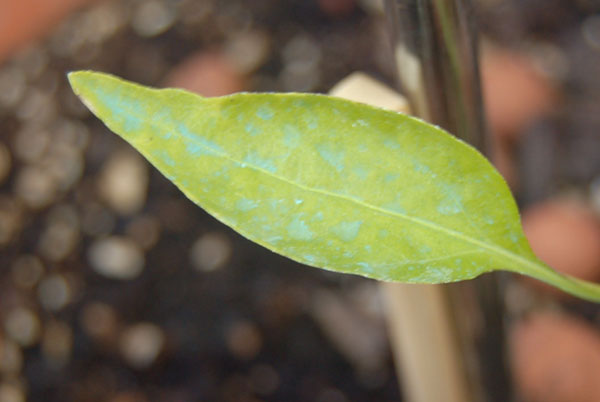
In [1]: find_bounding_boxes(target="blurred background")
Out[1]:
[0,0,599,401]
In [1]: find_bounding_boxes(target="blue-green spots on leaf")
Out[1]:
[352,119,369,128]
[178,124,223,156]
[287,215,313,241]
[383,201,407,215]
[316,143,344,172]
[237,198,260,212]
[304,254,317,264]
[152,150,176,167]
[96,87,144,132]
[331,220,362,242]
[256,105,274,120]
[283,124,301,148]
[437,203,462,216]
[245,123,262,136]
[304,115,319,130]
[67,70,600,303]
[419,245,432,254]
[357,262,373,273]
[413,161,432,175]
[384,173,399,183]
[383,138,401,150]
[352,165,369,179]
[243,151,277,173]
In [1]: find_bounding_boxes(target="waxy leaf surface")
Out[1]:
[69,71,600,302]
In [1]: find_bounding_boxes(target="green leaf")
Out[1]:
[68,70,600,302]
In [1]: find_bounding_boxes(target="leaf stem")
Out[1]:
[512,260,600,303]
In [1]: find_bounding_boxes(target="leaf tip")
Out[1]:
[67,70,87,95]
[66,70,106,116]
[69,69,111,95]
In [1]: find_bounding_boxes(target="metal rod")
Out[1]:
[382,1,510,401]
[385,0,487,149]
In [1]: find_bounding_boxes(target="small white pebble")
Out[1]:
[37,274,71,312]
[98,151,148,215]
[14,165,57,209]
[190,232,232,272]
[132,1,176,37]
[4,307,41,347]
[119,323,165,369]
[88,236,145,280]
[38,205,79,262]
[224,30,270,74]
